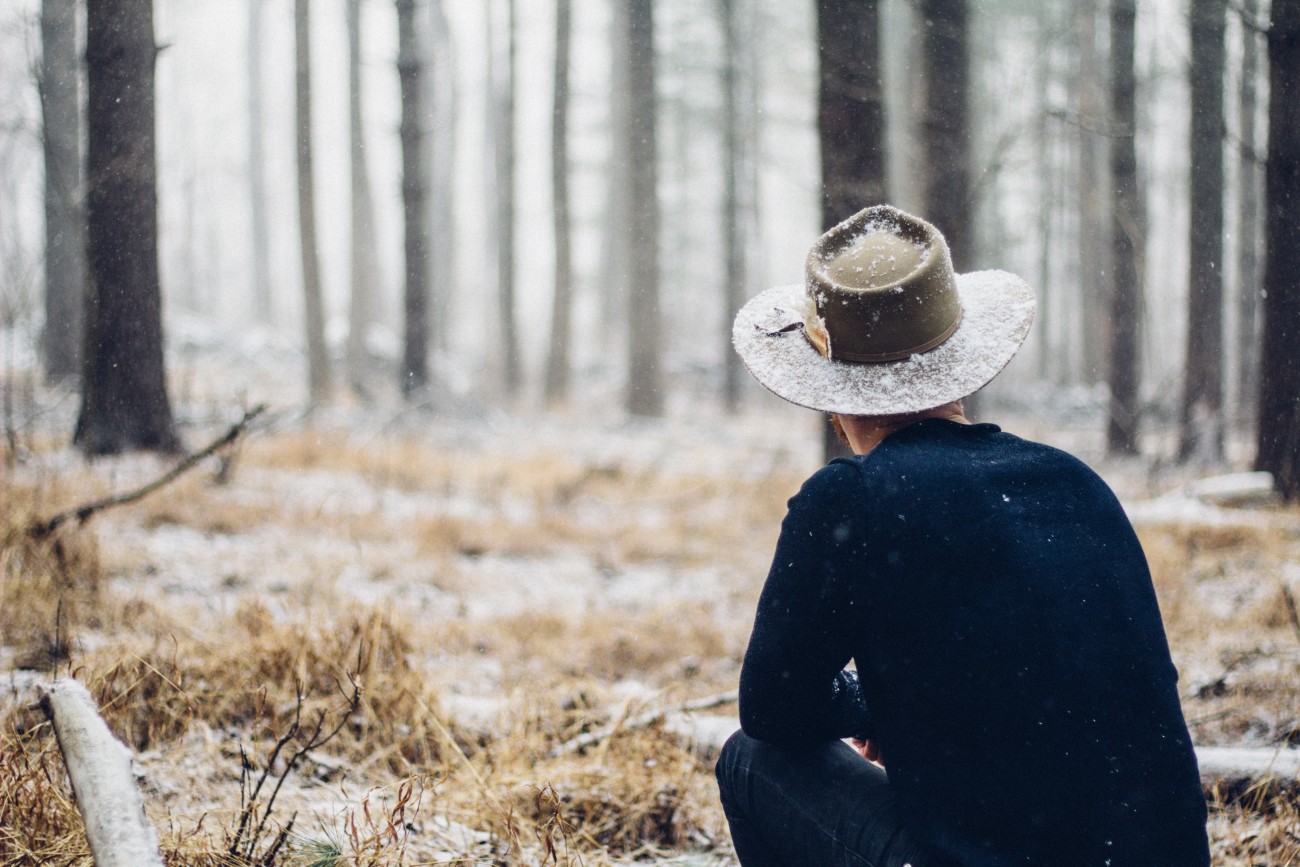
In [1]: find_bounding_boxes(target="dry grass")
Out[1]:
[3,429,1299,864]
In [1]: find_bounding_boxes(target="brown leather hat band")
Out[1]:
[802,306,963,363]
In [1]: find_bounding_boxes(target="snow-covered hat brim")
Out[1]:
[732,270,1036,416]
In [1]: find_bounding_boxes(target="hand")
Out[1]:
[850,737,884,766]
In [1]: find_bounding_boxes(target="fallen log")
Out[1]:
[38,679,164,867]
[668,713,1300,798]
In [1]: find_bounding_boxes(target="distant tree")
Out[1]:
[427,0,455,354]
[624,0,663,417]
[490,0,521,399]
[75,0,180,454]
[597,1,631,356]
[1106,0,1143,456]
[1179,0,1227,463]
[816,0,886,456]
[397,0,430,397]
[346,0,381,393]
[295,0,331,403]
[1074,0,1109,384]
[1235,0,1264,421]
[718,0,749,413]
[543,0,573,404]
[1257,0,1300,499]
[920,0,972,270]
[247,0,272,324]
[39,0,85,382]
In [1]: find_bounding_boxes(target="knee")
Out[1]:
[715,728,758,802]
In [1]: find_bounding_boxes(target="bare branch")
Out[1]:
[28,404,268,540]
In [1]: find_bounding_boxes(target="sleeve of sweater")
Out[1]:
[738,459,872,746]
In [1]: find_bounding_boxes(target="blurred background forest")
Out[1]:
[2,1,1300,865]
[0,0,1295,485]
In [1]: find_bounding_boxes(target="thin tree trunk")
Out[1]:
[599,0,631,357]
[1256,0,1300,500]
[1107,0,1143,456]
[543,0,573,404]
[920,0,972,270]
[816,0,886,457]
[1034,8,1056,382]
[1075,0,1109,385]
[1179,0,1227,463]
[75,0,180,455]
[1235,0,1263,423]
[295,0,331,403]
[625,0,662,417]
[428,0,454,354]
[248,0,272,324]
[346,0,381,393]
[40,0,85,382]
[719,0,746,413]
[397,0,430,397]
[491,0,521,398]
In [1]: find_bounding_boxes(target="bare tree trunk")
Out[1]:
[1235,0,1263,423]
[1075,0,1110,385]
[428,0,454,354]
[491,0,521,399]
[624,0,662,417]
[247,0,272,325]
[1257,0,1300,500]
[719,0,747,413]
[346,0,381,393]
[295,0,331,403]
[1107,0,1143,456]
[397,0,430,397]
[543,0,573,404]
[816,0,886,457]
[75,0,180,455]
[40,0,85,382]
[1179,0,1227,463]
[1033,7,1057,382]
[599,0,631,358]
[920,0,972,270]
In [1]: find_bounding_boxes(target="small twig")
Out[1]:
[28,404,268,539]
[548,690,738,758]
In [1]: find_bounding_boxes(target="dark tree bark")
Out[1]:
[1257,0,1300,499]
[817,0,886,458]
[719,0,747,413]
[1235,0,1264,421]
[346,0,381,393]
[491,0,521,398]
[397,0,430,397]
[1179,0,1227,463]
[624,0,663,417]
[817,0,886,230]
[247,0,272,324]
[75,0,180,455]
[40,0,85,382]
[1106,0,1143,456]
[295,0,331,403]
[920,0,972,271]
[543,0,573,404]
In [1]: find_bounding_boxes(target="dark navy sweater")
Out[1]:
[739,419,1209,867]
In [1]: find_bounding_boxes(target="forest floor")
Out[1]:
[1,366,1299,865]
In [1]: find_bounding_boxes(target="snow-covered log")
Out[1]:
[672,714,1300,795]
[38,679,164,867]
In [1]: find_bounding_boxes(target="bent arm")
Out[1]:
[739,460,872,746]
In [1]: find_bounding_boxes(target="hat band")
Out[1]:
[803,306,963,363]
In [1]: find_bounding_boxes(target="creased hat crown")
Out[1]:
[804,205,963,362]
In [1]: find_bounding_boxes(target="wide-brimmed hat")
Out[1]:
[732,205,1036,416]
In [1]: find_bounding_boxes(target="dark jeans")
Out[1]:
[715,730,938,867]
